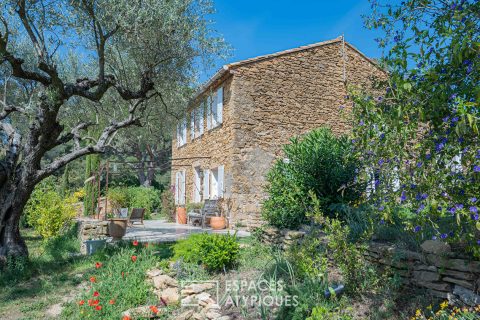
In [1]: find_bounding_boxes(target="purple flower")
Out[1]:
[400,191,407,202]
[414,226,421,233]
[449,207,456,215]
[440,233,448,239]
[441,191,448,197]
[436,142,445,152]
[451,116,459,123]
[380,219,385,225]
[339,105,345,110]
[470,206,478,214]
[471,213,479,221]
[417,204,425,213]
[359,120,365,126]
[426,153,431,160]
[377,96,383,102]
[456,204,464,210]
[467,64,473,74]
[470,197,477,203]
[378,159,384,166]
[432,236,437,240]
[379,206,385,211]
[421,193,428,200]
[473,165,480,173]
[450,93,457,100]
[477,240,480,246]
[417,162,423,168]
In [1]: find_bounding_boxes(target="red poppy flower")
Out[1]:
[78,300,85,306]
[149,305,159,314]
[109,299,115,305]
[92,299,99,306]
[131,255,137,262]
[132,240,139,246]
[95,262,102,269]
[95,305,102,311]
[88,299,93,306]
[90,276,96,283]
[122,316,132,320]
[93,291,99,297]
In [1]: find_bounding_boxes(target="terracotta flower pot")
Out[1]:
[210,216,226,230]
[176,207,187,224]
[108,218,128,240]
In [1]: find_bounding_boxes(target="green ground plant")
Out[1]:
[173,232,240,272]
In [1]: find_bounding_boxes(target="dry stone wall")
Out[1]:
[364,240,480,306]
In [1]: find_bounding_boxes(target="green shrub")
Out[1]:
[127,187,160,219]
[324,218,373,293]
[173,233,240,272]
[262,127,358,229]
[107,186,161,219]
[25,178,77,239]
[107,187,129,211]
[160,189,176,221]
[286,231,328,280]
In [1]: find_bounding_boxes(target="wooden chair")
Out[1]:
[129,208,145,227]
[201,200,219,228]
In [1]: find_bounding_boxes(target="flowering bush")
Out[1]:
[411,301,480,320]
[25,178,78,239]
[351,0,480,255]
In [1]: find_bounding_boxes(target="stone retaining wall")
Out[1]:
[77,219,109,254]
[364,240,480,306]
[255,226,306,249]
[256,226,480,306]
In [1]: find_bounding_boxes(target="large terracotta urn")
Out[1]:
[176,207,187,224]
[210,216,226,230]
[108,218,128,240]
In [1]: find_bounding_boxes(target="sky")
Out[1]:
[199,0,389,82]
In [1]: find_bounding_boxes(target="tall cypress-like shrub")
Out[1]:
[84,154,100,216]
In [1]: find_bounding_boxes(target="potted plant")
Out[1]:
[108,218,128,240]
[176,206,187,224]
[210,198,231,230]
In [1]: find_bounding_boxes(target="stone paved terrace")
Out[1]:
[119,219,250,243]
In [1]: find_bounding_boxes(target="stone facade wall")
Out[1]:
[171,75,236,213]
[365,240,480,306]
[229,42,385,227]
[171,40,386,228]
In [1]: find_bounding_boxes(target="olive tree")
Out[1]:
[0,0,224,259]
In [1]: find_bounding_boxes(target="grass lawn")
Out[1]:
[0,228,93,319]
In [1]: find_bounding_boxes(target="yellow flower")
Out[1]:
[440,301,449,310]
[427,305,432,310]
[416,309,422,317]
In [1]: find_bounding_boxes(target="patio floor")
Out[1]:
[119,219,250,243]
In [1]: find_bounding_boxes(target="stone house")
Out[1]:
[171,36,385,228]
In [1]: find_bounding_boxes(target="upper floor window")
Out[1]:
[190,102,205,141]
[177,117,187,147]
[207,86,223,130]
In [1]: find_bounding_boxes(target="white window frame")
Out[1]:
[177,118,187,147]
[208,165,224,199]
[193,167,202,203]
[207,87,223,130]
[190,110,195,141]
[203,169,210,200]
[175,170,186,205]
[194,104,204,138]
